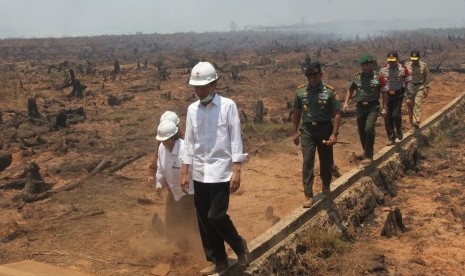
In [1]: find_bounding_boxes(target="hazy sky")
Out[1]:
[1,0,465,38]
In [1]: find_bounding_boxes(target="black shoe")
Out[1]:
[361,157,372,165]
[237,238,249,269]
[200,259,229,275]
[396,129,403,140]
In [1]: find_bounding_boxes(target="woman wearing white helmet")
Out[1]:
[181,61,249,274]
[154,120,198,248]
[147,111,184,188]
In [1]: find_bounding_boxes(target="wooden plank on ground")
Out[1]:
[0,260,92,276]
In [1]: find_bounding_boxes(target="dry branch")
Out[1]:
[108,152,146,173]
[90,158,111,175]
[68,209,105,221]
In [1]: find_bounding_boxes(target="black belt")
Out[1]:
[303,121,331,126]
[357,100,379,105]
[388,88,405,96]
[412,82,424,86]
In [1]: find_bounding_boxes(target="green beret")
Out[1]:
[359,54,373,64]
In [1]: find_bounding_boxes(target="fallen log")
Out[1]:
[22,190,56,203]
[107,94,135,106]
[90,158,111,175]
[108,152,146,173]
[0,179,26,190]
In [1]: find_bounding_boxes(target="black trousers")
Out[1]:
[194,181,245,263]
[385,96,404,140]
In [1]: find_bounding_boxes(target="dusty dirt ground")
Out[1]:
[1,32,465,275]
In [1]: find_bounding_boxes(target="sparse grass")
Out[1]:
[296,226,356,275]
[242,121,294,141]
[304,226,349,257]
[0,71,27,110]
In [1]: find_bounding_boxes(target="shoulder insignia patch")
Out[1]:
[324,84,335,90]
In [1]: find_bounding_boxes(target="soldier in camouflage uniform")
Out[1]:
[293,62,342,208]
[404,50,430,129]
[379,51,411,145]
[343,54,388,165]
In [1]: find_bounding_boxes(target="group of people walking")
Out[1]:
[147,50,430,274]
[295,50,430,208]
[149,61,249,275]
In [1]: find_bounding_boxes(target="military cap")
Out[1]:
[386,51,398,62]
[410,50,420,61]
[305,62,321,76]
[359,54,373,64]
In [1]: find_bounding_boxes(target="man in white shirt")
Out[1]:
[181,62,249,275]
[155,120,197,249]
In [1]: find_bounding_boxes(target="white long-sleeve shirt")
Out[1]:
[182,94,248,183]
[156,139,194,201]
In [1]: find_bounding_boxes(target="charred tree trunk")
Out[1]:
[60,69,87,99]
[114,59,120,74]
[67,69,87,99]
[0,154,12,172]
[27,97,41,118]
[381,207,408,238]
[54,110,68,129]
[22,162,51,195]
[254,100,264,124]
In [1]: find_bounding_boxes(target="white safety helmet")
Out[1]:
[160,111,180,126]
[189,61,218,86]
[156,120,178,141]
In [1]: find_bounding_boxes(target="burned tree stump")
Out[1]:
[161,91,171,100]
[54,110,67,129]
[22,162,51,195]
[61,69,87,99]
[49,107,86,130]
[27,97,41,118]
[381,207,408,238]
[0,153,12,172]
[113,59,121,74]
[254,100,264,123]
[231,65,240,81]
